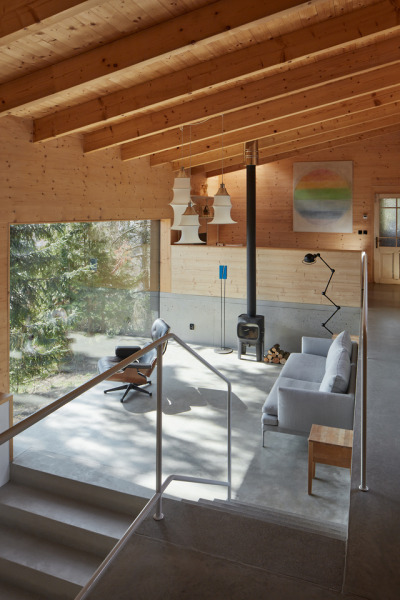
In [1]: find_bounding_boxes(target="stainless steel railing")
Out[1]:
[0,332,232,599]
[359,251,369,492]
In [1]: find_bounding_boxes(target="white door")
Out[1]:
[374,195,400,284]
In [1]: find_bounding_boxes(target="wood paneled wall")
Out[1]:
[2,117,400,391]
[206,131,400,280]
[170,246,361,307]
[1,117,173,224]
[0,116,173,392]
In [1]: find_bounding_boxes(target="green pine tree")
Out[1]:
[10,223,90,391]
[10,220,154,392]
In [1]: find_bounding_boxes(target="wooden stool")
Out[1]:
[308,424,353,495]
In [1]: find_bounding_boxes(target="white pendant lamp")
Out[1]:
[173,124,205,244]
[176,201,205,244]
[209,114,236,225]
[170,167,191,230]
[210,182,236,225]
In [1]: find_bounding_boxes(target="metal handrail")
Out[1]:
[359,251,369,492]
[0,332,232,599]
[0,336,164,446]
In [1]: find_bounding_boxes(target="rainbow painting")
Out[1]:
[293,161,353,232]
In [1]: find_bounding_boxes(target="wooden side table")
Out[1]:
[308,424,353,495]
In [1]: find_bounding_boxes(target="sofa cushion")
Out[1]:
[263,376,321,416]
[320,346,351,393]
[327,330,352,362]
[278,352,327,383]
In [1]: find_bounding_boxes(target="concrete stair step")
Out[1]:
[195,498,347,540]
[0,581,42,600]
[0,481,136,556]
[83,530,345,600]
[0,464,150,597]
[82,498,346,600]
[10,462,147,515]
[135,497,346,591]
[0,523,100,599]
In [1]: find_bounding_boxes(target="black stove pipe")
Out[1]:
[246,164,256,317]
[245,141,258,318]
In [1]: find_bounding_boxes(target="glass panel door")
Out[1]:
[375,196,400,283]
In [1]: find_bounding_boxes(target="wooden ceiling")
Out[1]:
[1,0,400,176]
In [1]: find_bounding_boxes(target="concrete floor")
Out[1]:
[11,283,400,598]
[14,338,351,530]
[343,283,400,599]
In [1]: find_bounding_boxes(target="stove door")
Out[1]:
[237,323,259,340]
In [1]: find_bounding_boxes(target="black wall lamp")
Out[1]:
[303,253,341,335]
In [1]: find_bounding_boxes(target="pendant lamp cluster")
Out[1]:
[170,116,236,244]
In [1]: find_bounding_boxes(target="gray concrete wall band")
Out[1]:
[160,293,360,354]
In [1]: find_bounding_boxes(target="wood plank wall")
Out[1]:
[168,131,400,307]
[2,116,400,391]
[205,130,400,281]
[0,116,173,392]
[170,246,361,307]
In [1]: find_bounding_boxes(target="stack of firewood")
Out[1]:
[264,344,290,365]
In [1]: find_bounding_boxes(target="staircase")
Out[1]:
[0,463,349,600]
[80,496,348,600]
[195,497,348,539]
[0,463,147,599]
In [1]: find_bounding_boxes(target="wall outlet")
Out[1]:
[190,323,195,330]
[358,230,362,235]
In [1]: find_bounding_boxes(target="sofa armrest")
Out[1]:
[277,385,355,434]
[301,336,333,357]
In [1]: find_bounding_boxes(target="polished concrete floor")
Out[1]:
[12,284,400,598]
[14,337,351,530]
[343,284,400,599]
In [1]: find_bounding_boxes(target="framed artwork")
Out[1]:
[293,161,353,233]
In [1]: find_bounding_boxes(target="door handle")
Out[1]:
[376,237,379,248]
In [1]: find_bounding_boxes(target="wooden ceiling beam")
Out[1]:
[191,107,400,173]
[152,87,400,166]
[172,101,400,171]
[86,37,400,153]
[0,0,307,113]
[33,0,400,141]
[0,0,100,44]
[203,121,400,177]
[171,144,245,171]
[120,64,400,161]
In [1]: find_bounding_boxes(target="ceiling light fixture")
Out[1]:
[176,124,204,244]
[209,114,236,225]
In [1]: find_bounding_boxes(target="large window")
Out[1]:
[10,220,159,420]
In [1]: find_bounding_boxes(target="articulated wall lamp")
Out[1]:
[303,253,341,335]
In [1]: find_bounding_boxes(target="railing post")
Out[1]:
[227,384,232,501]
[153,344,165,519]
[359,252,369,492]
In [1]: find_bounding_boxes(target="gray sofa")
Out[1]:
[261,331,358,446]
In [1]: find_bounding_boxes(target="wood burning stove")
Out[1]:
[237,314,264,361]
[237,140,265,362]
